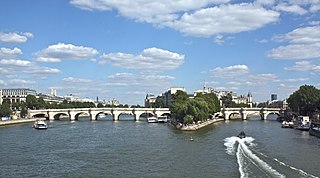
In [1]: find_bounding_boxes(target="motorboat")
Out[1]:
[309,123,320,138]
[237,131,246,139]
[294,116,310,131]
[157,116,168,123]
[281,120,294,128]
[147,116,158,123]
[33,120,48,129]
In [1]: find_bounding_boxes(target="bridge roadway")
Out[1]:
[221,107,285,120]
[28,107,171,121]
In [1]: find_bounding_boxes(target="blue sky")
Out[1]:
[0,0,319,105]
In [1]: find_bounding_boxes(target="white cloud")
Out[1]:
[309,21,320,25]
[0,59,31,67]
[106,73,175,87]
[268,26,320,60]
[71,1,280,37]
[209,64,249,78]
[70,0,230,23]
[35,43,99,62]
[254,0,275,6]
[0,47,22,58]
[7,79,35,85]
[214,35,224,45]
[227,81,241,86]
[249,73,277,80]
[0,32,33,43]
[310,4,320,12]
[25,67,61,75]
[284,61,320,73]
[164,3,280,37]
[274,3,308,15]
[284,78,309,82]
[62,77,93,83]
[100,47,184,71]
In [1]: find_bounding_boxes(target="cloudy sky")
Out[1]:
[0,0,319,104]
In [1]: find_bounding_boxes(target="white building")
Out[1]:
[145,93,157,107]
[0,88,37,104]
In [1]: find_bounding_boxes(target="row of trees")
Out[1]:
[170,91,220,125]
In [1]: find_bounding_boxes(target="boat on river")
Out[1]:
[32,120,48,129]
[281,120,294,128]
[309,123,320,138]
[294,116,310,131]
[237,131,246,139]
[147,116,158,123]
[157,116,168,123]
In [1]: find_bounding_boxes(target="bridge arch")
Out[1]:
[74,111,90,120]
[118,112,135,121]
[95,111,113,120]
[31,113,48,119]
[53,112,69,120]
[264,111,281,120]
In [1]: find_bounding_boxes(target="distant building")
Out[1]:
[0,88,37,103]
[145,93,157,107]
[232,92,253,107]
[164,87,185,107]
[194,87,215,96]
[37,93,64,103]
[268,99,287,109]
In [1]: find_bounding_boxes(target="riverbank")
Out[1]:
[177,118,224,131]
[0,118,45,127]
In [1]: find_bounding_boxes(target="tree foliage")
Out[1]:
[221,93,249,108]
[170,91,220,123]
[0,99,12,117]
[287,85,320,116]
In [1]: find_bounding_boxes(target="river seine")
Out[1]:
[0,116,319,178]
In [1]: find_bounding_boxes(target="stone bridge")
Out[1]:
[222,107,284,120]
[28,107,171,121]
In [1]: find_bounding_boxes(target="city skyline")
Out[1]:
[0,0,319,105]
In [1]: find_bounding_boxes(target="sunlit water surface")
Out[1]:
[0,116,319,177]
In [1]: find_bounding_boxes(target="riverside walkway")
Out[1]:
[0,118,45,126]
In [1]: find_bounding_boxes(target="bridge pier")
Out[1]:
[69,111,76,121]
[133,110,145,121]
[112,111,121,121]
[48,111,55,121]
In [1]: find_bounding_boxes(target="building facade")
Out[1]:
[164,87,185,107]
[145,94,157,107]
[0,88,37,104]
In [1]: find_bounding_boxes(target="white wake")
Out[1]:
[224,136,319,178]
[224,136,285,178]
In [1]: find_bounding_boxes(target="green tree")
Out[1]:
[26,95,38,109]
[221,93,233,107]
[97,103,104,108]
[154,96,164,108]
[287,85,320,116]
[0,99,12,117]
[183,115,194,125]
[170,91,212,123]
[195,93,220,114]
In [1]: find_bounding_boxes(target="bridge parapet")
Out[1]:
[28,107,170,121]
[222,107,284,120]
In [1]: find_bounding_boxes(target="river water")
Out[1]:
[0,116,319,178]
